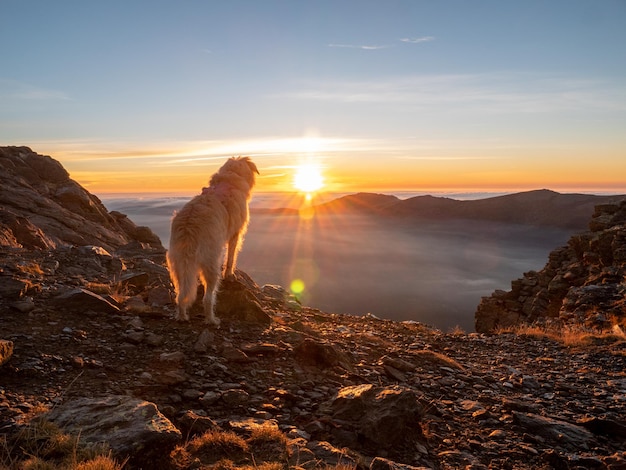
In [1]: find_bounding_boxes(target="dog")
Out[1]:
[166,156,259,325]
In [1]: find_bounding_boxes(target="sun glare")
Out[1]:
[294,164,324,194]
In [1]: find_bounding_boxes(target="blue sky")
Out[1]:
[1,1,625,193]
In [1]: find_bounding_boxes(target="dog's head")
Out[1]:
[223,156,259,188]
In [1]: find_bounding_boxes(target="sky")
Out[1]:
[2,0,626,195]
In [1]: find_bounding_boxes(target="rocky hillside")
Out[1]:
[0,146,163,252]
[476,200,626,333]
[1,149,625,469]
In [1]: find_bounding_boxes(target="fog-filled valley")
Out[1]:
[104,193,577,331]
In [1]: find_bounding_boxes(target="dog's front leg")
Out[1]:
[224,234,240,279]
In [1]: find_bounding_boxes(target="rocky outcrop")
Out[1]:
[0,146,163,252]
[476,200,626,332]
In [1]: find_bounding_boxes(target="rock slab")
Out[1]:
[46,396,182,468]
[322,384,426,463]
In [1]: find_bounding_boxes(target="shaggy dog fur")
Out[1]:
[166,156,259,325]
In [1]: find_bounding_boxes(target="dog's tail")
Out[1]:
[166,249,198,313]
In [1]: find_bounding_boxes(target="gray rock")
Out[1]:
[513,412,596,450]
[52,288,120,314]
[0,276,30,299]
[157,370,188,385]
[199,391,221,406]
[221,345,250,363]
[46,396,181,467]
[159,351,185,364]
[221,389,250,406]
[148,286,172,306]
[294,337,353,370]
[194,329,215,353]
[144,331,165,346]
[178,410,219,437]
[381,355,417,372]
[10,297,35,313]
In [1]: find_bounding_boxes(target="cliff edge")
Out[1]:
[476,200,626,333]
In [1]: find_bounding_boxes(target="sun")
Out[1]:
[293,163,324,194]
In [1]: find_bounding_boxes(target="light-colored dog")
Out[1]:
[167,156,259,325]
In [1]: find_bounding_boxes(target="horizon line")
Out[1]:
[98,187,626,199]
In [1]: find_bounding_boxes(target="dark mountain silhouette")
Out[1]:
[314,192,400,214]
[314,189,626,230]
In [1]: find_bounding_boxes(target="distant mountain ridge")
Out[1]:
[313,189,626,230]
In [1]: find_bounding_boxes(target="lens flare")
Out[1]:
[290,278,305,295]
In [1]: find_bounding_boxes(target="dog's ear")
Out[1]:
[244,158,259,175]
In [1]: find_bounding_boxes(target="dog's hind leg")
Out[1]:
[200,261,221,326]
[167,253,197,322]
[224,233,241,279]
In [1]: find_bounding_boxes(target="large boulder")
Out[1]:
[216,275,271,323]
[320,384,428,464]
[46,396,182,468]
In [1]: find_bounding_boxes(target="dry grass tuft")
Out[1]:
[73,455,122,470]
[242,463,283,470]
[205,459,284,470]
[0,414,122,470]
[248,423,287,447]
[187,429,249,461]
[497,320,626,347]
[409,349,465,371]
[171,425,294,469]
[84,282,112,295]
[17,261,45,277]
[247,423,288,462]
[448,325,466,336]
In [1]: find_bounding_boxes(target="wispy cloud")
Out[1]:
[32,136,371,166]
[328,36,434,51]
[328,43,389,50]
[400,36,435,44]
[0,79,71,101]
[279,73,626,114]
